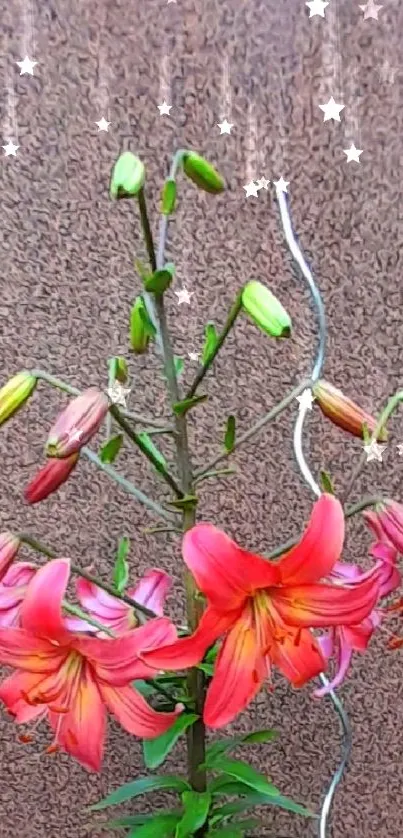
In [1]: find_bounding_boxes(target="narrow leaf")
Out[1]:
[143,713,199,770]
[206,730,277,762]
[173,356,184,378]
[224,415,236,453]
[197,662,215,676]
[173,394,208,416]
[320,470,334,494]
[175,791,211,838]
[128,812,181,837]
[206,827,243,837]
[162,179,177,215]
[132,680,155,698]
[100,433,124,464]
[214,792,315,819]
[113,535,130,593]
[90,776,191,811]
[137,432,167,470]
[207,757,279,797]
[202,322,219,364]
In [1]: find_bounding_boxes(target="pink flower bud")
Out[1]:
[0,532,21,581]
[45,388,110,458]
[313,379,387,441]
[366,500,403,555]
[24,453,79,504]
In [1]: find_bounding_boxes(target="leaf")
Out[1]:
[362,422,371,445]
[90,776,191,811]
[162,179,177,215]
[202,322,219,365]
[206,757,279,797]
[173,394,208,416]
[175,791,211,838]
[174,356,184,378]
[128,812,181,837]
[209,778,255,796]
[206,730,277,762]
[206,827,244,837]
[99,433,124,464]
[209,815,260,832]
[113,535,130,593]
[224,415,236,453]
[213,792,315,819]
[137,432,168,470]
[196,662,215,677]
[320,470,334,494]
[144,264,175,295]
[105,811,182,830]
[143,713,199,770]
[133,680,155,698]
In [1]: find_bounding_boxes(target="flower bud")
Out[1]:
[24,453,79,504]
[241,280,292,338]
[0,532,20,581]
[312,379,387,442]
[0,372,37,427]
[182,151,225,194]
[110,151,146,200]
[364,500,403,555]
[130,297,150,354]
[115,358,128,384]
[46,389,110,457]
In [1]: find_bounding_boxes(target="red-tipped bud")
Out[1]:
[0,532,20,581]
[24,453,79,504]
[312,379,387,441]
[45,388,110,458]
[365,500,403,555]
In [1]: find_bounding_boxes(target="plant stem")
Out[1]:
[63,601,115,636]
[194,377,313,478]
[185,292,243,400]
[341,389,403,505]
[109,405,183,498]
[194,467,237,486]
[105,358,117,441]
[265,495,384,560]
[137,188,157,271]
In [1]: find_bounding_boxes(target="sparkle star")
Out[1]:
[274,176,290,193]
[319,96,345,122]
[69,429,83,443]
[359,1,383,20]
[188,351,200,362]
[363,440,387,463]
[16,56,37,76]
[158,101,172,116]
[107,382,131,408]
[256,177,270,190]
[296,389,316,411]
[243,180,259,198]
[2,139,19,156]
[306,0,329,17]
[397,443,403,456]
[343,143,363,163]
[95,117,111,132]
[175,288,192,305]
[217,119,233,134]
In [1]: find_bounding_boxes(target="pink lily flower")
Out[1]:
[65,569,172,636]
[0,559,181,771]
[363,500,403,555]
[0,562,37,628]
[142,494,380,729]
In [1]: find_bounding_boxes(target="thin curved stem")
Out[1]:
[318,674,352,838]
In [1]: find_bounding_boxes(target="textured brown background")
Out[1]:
[1,0,403,835]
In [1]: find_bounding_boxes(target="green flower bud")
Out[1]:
[115,358,128,384]
[241,280,292,338]
[130,297,150,354]
[182,151,225,194]
[0,372,37,427]
[110,152,146,200]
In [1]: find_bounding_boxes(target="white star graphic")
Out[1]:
[16,56,37,76]
[296,389,316,411]
[363,440,387,463]
[343,143,363,163]
[274,176,290,193]
[256,177,270,190]
[69,429,83,443]
[243,180,260,198]
[188,351,200,362]
[306,0,329,17]
[107,382,131,408]
[158,101,172,116]
[217,119,234,135]
[397,443,403,456]
[175,288,192,305]
[95,117,111,132]
[167,0,177,3]
[319,96,345,122]
[359,1,383,20]
[2,139,19,157]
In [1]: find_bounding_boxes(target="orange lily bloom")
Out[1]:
[0,559,181,771]
[142,494,380,728]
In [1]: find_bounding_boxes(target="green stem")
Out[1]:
[185,292,243,400]
[109,405,183,498]
[342,389,403,505]
[194,467,237,486]
[137,188,157,271]
[105,358,118,441]
[81,446,178,523]
[63,602,115,636]
[195,377,313,478]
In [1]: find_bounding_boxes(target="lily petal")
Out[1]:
[100,682,181,739]
[278,494,345,585]
[0,627,66,671]
[270,626,325,687]
[21,558,71,642]
[130,569,172,616]
[49,662,106,772]
[183,524,280,611]
[141,606,239,672]
[272,576,379,627]
[313,637,353,698]
[0,671,47,723]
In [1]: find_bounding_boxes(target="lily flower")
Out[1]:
[142,494,380,728]
[363,500,403,556]
[65,569,172,636]
[0,563,37,627]
[0,559,181,771]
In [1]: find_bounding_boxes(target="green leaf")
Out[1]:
[213,792,315,819]
[202,322,219,365]
[175,791,211,838]
[137,432,168,470]
[128,812,181,837]
[320,470,334,494]
[162,179,177,215]
[224,415,236,453]
[143,713,199,770]
[209,779,255,796]
[206,730,277,762]
[197,662,215,677]
[362,422,371,444]
[174,356,184,378]
[105,811,182,830]
[166,495,198,511]
[173,394,208,416]
[144,264,175,295]
[113,535,130,593]
[99,433,124,464]
[206,827,244,837]
[209,815,260,833]
[90,776,191,811]
[133,679,155,698]
[206,758,279,797]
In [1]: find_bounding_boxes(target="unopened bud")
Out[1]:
[110,152,146,200]
[313,379,387,442]
[0,532,20,581]
[241,280,292,338]
[115,358,128,384]
[24,453,79,504]
[182,151,225,194]
[46,389,109,457]
[0,372,37,427]
[130,297,150,354]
